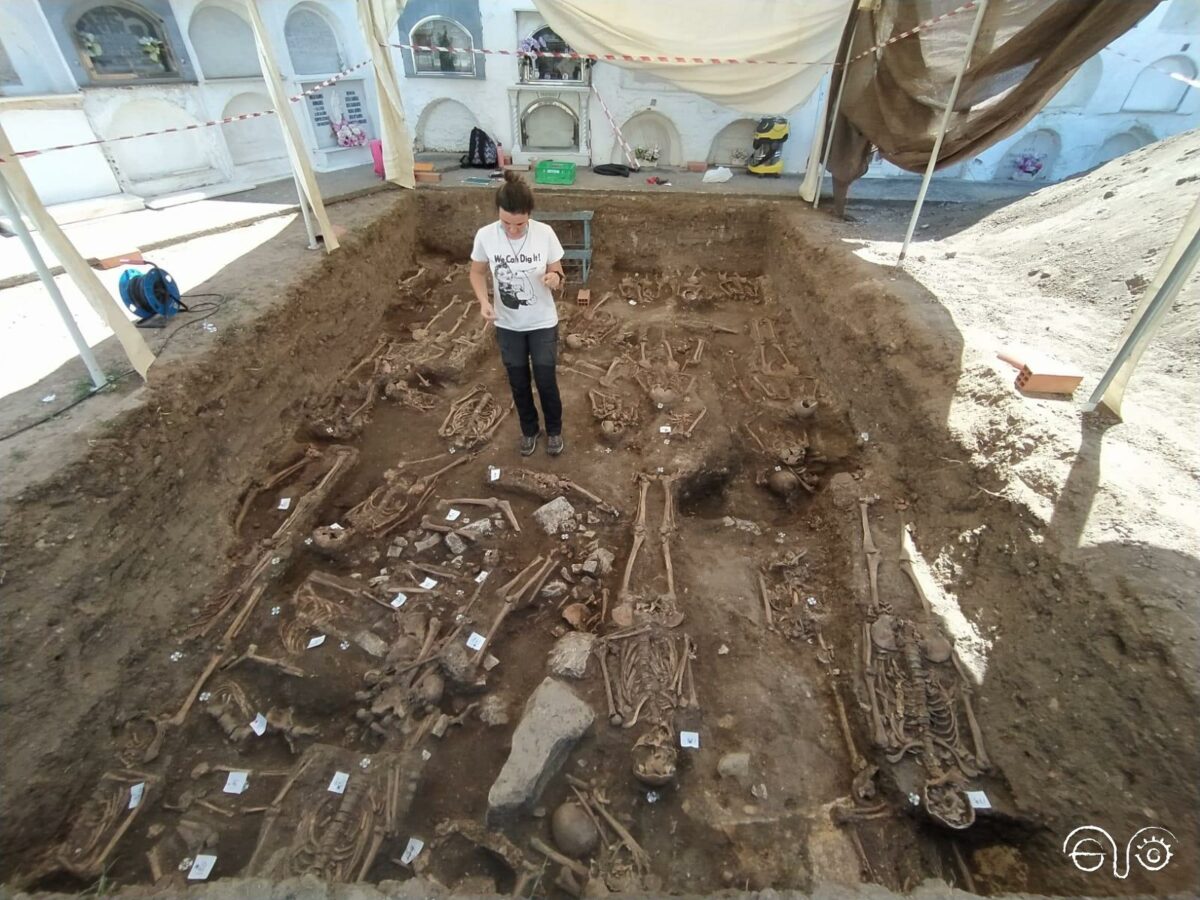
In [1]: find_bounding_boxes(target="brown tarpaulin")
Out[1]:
[826,0,1160,215]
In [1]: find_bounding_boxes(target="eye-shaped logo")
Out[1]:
[1063,826,1177,878]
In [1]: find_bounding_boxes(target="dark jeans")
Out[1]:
[496,326,562,437]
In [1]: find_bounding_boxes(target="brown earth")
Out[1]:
[0,168,1196,898]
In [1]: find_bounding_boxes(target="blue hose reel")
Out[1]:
[119,264,186,324]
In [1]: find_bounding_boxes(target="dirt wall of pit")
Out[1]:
[417,190,773,275]
[763,206,1200,895]
[0,195,421,867]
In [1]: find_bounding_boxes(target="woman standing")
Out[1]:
[469,171,567,456]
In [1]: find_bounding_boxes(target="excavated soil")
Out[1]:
[1,188,1196,897]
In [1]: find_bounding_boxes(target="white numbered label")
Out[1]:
[249,713,267,736]
[659,425,672,434]
[391,592,408,608]
[475,571,489,584]
[966,790,991,810]
[307,634,326,649]
[278,497,292,510]
[187,855,217,881]
[446,508,461,521]
[488,466,501,482]
[328,771,350,794]
[128,782,145,810]
[466,632,486,651]
[223,771,249,794]
[400,836,425,865]
[680,731,701,749]
[420,577,438,590]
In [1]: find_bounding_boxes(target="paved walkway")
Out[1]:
[0,163,1036,287]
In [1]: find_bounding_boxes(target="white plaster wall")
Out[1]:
[0,105,122,204]
[82,85,226,195]
[0,0,79,96]
[391,3,826,174]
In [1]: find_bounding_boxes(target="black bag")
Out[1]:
[461,127,498,169]
[593,163,632,177]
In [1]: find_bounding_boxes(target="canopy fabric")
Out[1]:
[245,0,339,252]
[533,0,851,114]
[0,123,155,379]
[357,0,415,188]
[825,0,1159,211]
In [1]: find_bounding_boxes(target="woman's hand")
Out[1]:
[542,270,563,291]
[479,299,496,322]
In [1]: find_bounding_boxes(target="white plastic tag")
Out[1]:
[223,771,249,794]
[680,731,700,749]
[278,497,292,510]
[249,713,267,736]
[966,790,991,810]
[328,771,350,794]
[391,592,408,608]
[488,466,501,482]
[420,577,438,590]
[128,782,145,810]
[475,571,489,583]
[307,635,326,649]
[466,632,486,651]
[188,855,217,880]
[446,509,461,521]
[400,837,425,865]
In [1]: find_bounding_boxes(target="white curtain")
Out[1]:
[533,0,850,114]
[0,122,155,379]
[245,1,340,251]
[357,0,415,188]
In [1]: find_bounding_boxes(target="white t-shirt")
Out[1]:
[471,219,564,332]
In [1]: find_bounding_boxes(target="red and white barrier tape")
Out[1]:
[388,5,978,68]
[846,2,978,65]
[1,3,983,165]
[0,60,372,163]
[590,85,639,171]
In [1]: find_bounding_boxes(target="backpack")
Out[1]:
[461,127,498,169]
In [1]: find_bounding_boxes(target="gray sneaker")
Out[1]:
[520,433,539,456]
[547,434,564,457]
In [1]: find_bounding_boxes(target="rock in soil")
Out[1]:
[487,677,594,820]
[548,631,595,678]
[582,547,615,576]
[477,694,509,726]
[533,497,576,535]
[551,801,600,858]
[444,532,468,556]
[718,751,752,786]
[828,472,859,510]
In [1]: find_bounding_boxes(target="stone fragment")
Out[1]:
[548,632,595,678]
[718,751,752,786]
[487,678,594,819]
[532,497,577,535]
[444,533,468,556]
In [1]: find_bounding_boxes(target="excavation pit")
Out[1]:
[2,189,1196,897]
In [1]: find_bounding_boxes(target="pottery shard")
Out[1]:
[487,678,594,821]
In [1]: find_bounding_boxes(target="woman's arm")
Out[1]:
[469,260,495,321]
[542,260,565,292]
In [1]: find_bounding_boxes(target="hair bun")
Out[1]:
[503,169,523,185]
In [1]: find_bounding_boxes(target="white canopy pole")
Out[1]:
[1085,197,1200,417]
[810,0,863,209]
[245,1,340,252]
[898,0,989,264]
[0,172,106,389]
[0,122,154,379]
[356,0,416,188]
